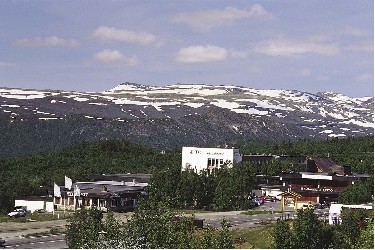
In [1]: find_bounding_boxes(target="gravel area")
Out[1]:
[0,220,66,241]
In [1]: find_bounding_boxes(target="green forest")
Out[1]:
[0,136,373,213]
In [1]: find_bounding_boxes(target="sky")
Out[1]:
[0,0,373,97]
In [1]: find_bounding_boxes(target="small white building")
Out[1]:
[181,147,242,173]
[328,203,373,225]
[14,196,54,213]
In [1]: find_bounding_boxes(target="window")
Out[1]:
[83,198,91,206]
[69,197,74,205]
[98,199,106,207]
[111,199,117,207]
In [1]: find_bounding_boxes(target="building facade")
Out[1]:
[14,196,54,213]
[51,174,150,212]
[257,171,370,203]
[181,147,242,173]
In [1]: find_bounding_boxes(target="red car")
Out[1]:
[264,196,278,202]
[259,196,265,204]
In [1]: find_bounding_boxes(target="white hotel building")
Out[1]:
[181,147,242,173]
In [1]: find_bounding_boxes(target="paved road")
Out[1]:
[194,210,296,229]
[194,201,329,230]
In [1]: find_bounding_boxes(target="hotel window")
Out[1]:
[111,199,117,207]
[54,197,61,204]
[99,199,106,207]
[69,198,74,205]
[83,198,91,206]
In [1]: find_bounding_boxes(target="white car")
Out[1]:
[8,208,26,218]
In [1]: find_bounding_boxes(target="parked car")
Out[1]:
[313,203,328,209]
[259,196,265,204]
[33,209,46,214]
[8,208,26,218]
[252,198,262,206]
[301,204,314,210]
[264,196,278,202]
[0,238,5,248]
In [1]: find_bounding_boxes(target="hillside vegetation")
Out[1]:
[237,136,374,174]
[0,140,179,212]
[0,136,373,213]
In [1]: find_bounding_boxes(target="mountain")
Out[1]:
[0,83,373,158]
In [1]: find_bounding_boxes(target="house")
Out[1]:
[181,147,242,173]
[256,157,370,203]
[328,203,373,224]
[51,173,150,212]
[14,196,54,213]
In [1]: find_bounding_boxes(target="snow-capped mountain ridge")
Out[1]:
[0,82,373,157]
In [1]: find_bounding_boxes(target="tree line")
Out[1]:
[64,198,373,249]
[65,198,233,249]
[0,136,373,213]
[273,207,373,249]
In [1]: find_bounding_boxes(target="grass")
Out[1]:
[231,226,275,249]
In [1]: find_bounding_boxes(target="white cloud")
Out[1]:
[355,73,373,81]
[291,68,312,77]
[229,49,250,58]
[253,37,340,57]
[93,49,137,66]
[173,4,274,32]
[308,27,370,42]
[317,75,330,81]
[16,36,79,47]
[340,26,369,37]
[175,45,228,63]
[346,42,373,52]
[92,26,159,46]
[0,61,15,67]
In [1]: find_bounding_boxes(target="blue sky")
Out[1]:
[0,0,373,97]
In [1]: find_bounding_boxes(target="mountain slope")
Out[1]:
[0,83,373,158]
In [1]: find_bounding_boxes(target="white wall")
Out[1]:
[45,202,54,212]
[328,204,373,225]
[15,200,45,212]
[261,188,282,197]
[181,147,242,173]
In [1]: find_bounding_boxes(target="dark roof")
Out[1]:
[309,157,344,174]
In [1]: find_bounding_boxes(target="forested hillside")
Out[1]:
[0,140,180,212]
[237,136,374,174]
[0,136,373,213]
